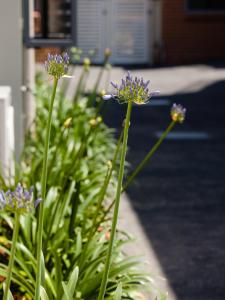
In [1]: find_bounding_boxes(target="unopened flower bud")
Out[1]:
[96,116,102,123]
[104,48,112,59]
[89,119,97,127]
[83,57,91,71]
[100,89,106,97]
[107,160,112,169]
[63,117,72,128]
[171,103,186,123]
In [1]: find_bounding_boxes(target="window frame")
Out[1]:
[185,0,225,15]
[23,0,77,47]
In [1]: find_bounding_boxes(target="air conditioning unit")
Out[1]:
[0,86,14,180]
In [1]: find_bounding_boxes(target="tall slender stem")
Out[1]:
[34,77,58,300]
[123,120,176,191]
[97,100,132,300]
[3,212,20,300]
[73,69,85,103]
[79,130,123,271]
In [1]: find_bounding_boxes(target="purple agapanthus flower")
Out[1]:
[103,71,159,105]
[171,103,186,123]
[45,53,70,79]
[0,183,42,214]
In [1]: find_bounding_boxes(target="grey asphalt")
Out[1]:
[101,64,225,300]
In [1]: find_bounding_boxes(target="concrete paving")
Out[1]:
[66,63,225,300]
[66,63,225,96]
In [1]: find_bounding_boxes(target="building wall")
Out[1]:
[0,0,23,158]
[162,0,225,64]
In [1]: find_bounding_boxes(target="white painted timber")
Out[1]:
[0,87,15,179]
[0,1,23,158]
[76,0,151,64]
[111,0,150,64]
[77,0,104,63]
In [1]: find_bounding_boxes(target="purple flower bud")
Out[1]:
[56,55,63,64]
[0,191,6,208]
[63,52,70,64]
[34,198,42,208]
[144,80,150,89]
[127,71,132,81]
[111,81,118,89]
[149,90,160,97]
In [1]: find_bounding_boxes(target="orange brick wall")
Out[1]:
[162,0,225,64]
[35,48,60,63]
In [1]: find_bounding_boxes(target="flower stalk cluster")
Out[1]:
[99,72,186,300]
[0,54,187,300]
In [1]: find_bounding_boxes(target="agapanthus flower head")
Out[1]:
[103,71,159,105]
[0,183,42,214]
[171,103,186,123]
[45,53,70,79]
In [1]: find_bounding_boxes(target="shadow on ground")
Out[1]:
[103,80,225,300]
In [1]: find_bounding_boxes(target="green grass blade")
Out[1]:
[62,266,79,300]
[40,286,50,300]
[113,282,122,300]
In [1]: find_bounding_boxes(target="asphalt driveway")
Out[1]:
[102,64,225,300]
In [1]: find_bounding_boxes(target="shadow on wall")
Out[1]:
[103,80,225,300]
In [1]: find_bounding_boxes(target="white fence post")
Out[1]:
[0,86,15,180]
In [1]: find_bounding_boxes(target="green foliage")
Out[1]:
[0,74,160,299]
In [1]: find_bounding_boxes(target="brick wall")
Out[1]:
[35,48,60,63]
[162,0,225,64]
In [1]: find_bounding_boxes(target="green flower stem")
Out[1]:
[73,69,86,102]
[97,100,132,300]
[3,212,20,300]
[69,181,81,238]
[35,77,58,300]
[99,122,176,227]
[94,56,109,93]
[89,57,109,105]
[79,130,123,270]
[122,120,176,192]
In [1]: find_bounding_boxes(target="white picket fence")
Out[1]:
[0,86,14,180]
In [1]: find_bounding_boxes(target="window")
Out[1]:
[187,0,225,12]
[23,0,76,47]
